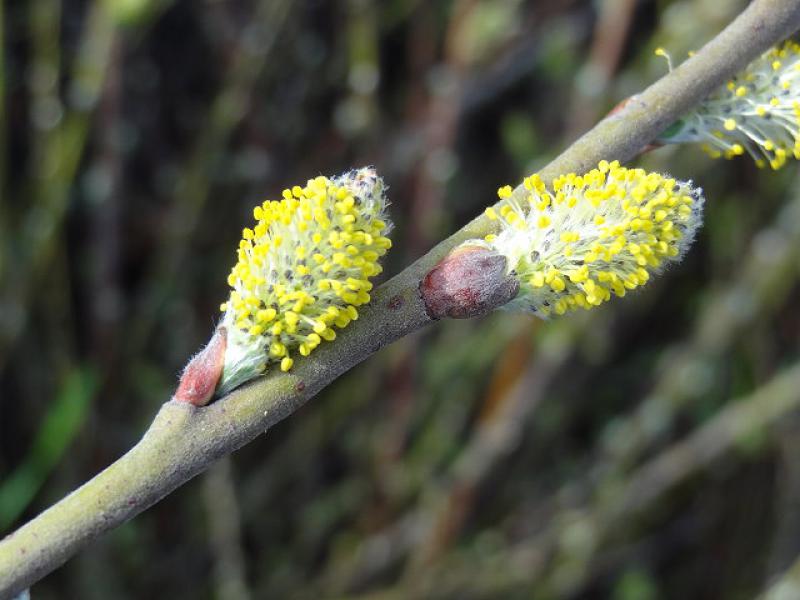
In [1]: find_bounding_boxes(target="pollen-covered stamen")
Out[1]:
[481,160,704,318]
[658,40,800,170]
[217,167,392,395]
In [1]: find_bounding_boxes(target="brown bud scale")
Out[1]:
[173,327,227,406]
[420,245,519,320]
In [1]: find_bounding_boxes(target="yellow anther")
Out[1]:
[218,168,391,391]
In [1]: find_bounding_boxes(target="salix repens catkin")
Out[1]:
[217,167,392,395]
[474,161,704,317]
[658,40,800,169]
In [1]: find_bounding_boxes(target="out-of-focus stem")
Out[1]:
[0,2,116,363]
[203,458,251,600]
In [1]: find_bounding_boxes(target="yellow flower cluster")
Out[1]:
[217,167,391,394]
[482,160,704,317]
[658,41,800,169]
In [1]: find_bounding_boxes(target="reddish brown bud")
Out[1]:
[174,327,227,406]
[421,245,519,319]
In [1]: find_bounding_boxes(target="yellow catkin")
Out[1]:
[659,40,800,170]
[217,168,391,394]
[481,161,704,318]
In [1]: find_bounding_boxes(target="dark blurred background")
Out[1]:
[3,0,800,598]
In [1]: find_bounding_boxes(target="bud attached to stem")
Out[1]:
[452,160,704,319]
[174,327,227,406]
[421,245,520,319]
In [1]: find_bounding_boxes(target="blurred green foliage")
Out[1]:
[0,367,96,529]
[2,0,800,598]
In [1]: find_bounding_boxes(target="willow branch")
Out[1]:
[2,0,800,596]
